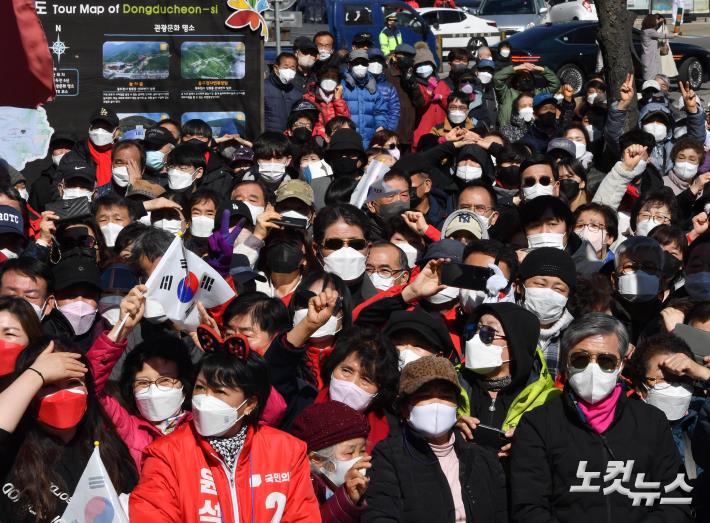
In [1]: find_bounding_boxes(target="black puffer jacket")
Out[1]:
[363,426,508,523]
[510,390,692,523]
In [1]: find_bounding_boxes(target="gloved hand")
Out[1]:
[207,210,246,276]
[485,263,509,297]
[427,76,438,90]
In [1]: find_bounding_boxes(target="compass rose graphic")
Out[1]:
[50,35,69,64]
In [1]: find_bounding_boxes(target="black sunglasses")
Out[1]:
[323,238,368,251]
[523,176,552,188]
[462,324,505,344]
[568,351,620,373]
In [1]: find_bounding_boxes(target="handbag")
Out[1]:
[660,38,670,56]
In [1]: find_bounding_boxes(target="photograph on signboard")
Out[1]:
[181,111,246,137]
[117,112,171,122]
[103,41,170,80]
[180,41,246,79]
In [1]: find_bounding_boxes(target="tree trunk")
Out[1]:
[595,0,639,128]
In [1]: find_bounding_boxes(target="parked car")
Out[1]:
[548,0,597,23]
[417,7,500,54]
[492,21,710,93]
[475,0,549,37]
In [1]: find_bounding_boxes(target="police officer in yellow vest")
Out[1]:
[379,13,403,56]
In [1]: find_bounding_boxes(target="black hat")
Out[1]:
[519,195,573,230]
[52,254,101,291]
[294,36,318,54]
[420,239,464,264]
[56,152,97,184]
[229,254,266,284]
[518,246,577,290]
[0,205,24,238]
[326,129,365,155]
[144,126,176,151]
[89,106,119,129]
[352,32,374,47]
[49,133,76,150]
[384,305,457,361]
[228,200,254,227]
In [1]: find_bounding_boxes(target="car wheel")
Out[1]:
[467,36,488,54]
[678,57,704,90]
[557,63,585,94]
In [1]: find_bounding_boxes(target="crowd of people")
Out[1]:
[0,20,710,523]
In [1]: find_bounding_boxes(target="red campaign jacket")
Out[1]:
[302,89,351,139]
[413,78,451,150]
[130,422,321,523]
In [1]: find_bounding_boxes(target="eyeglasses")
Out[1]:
[567,350,620,373]
[616,261,661,276]
[463,324,506,344]
[522,176,552,188]
[323,238,368,251]
[366,266,405,278]
[575,223,606,233]
[133,376,181,392]
[637,211,671,224]
[448,104,469,112]
[460,204,494,215]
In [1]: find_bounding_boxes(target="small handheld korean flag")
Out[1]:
[60,442,128,523]
[145,236,235,330]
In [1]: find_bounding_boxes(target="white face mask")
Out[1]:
[280,210,310,227]
[586,93,598,105]
[635,218,663,237]
[351,64,368,79]
[617,271,660,302]
[568,363,620,404]
[394,242,419,268]
[645,382,693,421]
[577,226,606,254]
[30,301,45,320]
[643,122,667,142]
[574,142,587,159]
[585,125,601,142]
[192,395,248,437]
[52,153,66,167]
[477,71,493,84]
[519,107,534,122]
[135,385,185,423]
[190,215,215,238]
[18,188,29,201]
[448,110,467,125]
[323,247,366,281]
[389,147,401,161]
[673,161,698,181]
[318,49,332,61]
[527,232,566,250]
[416,64,433,78]
[329,375,376,412]
[320,455,362,487]
[89,128,114,147]
[258,161,287,183]
[368,271,396,291]
[408,402,458,439]
[63,187,93,201]
[426,285,459,305]
[523,286,568,324]
[456,165,482,181]
[154,218,183,236]
[167,168,195,190]
[298,55,316,69]
[500,48,511,58]
[459,288,487,314]
[320,78,338,92]
[522,182,554,200]
[465,333,509,374]
[554,94,564,102]
[292,308,341,340]
[475,213,490,230]
[100,222,124,248]
[241,202,265,224]
[398,348,422,371]
[368,62,384,75]
[277,67,297,84]
[112,166,129,187]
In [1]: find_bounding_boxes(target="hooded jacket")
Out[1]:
[302,88,351,140]
[455,144,496,185]
[341,72,388,148]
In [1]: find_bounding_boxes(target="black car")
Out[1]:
[493,21,710,93]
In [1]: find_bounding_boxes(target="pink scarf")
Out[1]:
[577,384,622,434]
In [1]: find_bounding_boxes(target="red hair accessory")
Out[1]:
[197,325,251,361]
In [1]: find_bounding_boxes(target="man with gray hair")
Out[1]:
[510,313,692,523]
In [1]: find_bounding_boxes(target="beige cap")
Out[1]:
[275,179,314,207]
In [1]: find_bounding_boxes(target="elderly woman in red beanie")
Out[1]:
[290,400,371,523]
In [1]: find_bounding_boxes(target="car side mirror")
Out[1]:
[540,6,549,13]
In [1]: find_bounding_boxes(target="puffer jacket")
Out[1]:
[303,88,351,139]
[341,72,388,148]
[130,423,321,522]
[264,71,304,132]
[372,73,400,133]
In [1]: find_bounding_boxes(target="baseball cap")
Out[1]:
[52,254,102,291]
[533,93,559,110]
[56,153,97,184]
[384,305,457,359]
[394,43,416,56]
[144,126,177,151]
[477,59,496,71]
[352,32,374,47]
[349,49,369,63]
[547,137,576,158]
[228,200,254,227]
[0,205,24,237]
[294,36,318,54]
[642,79,661,92]
[89,106,119,129]
[275,180,314,207]
[441,210,486,241]
[221,145,254,164]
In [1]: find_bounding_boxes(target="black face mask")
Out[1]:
[265,242,304,273]
[292,127,312,144]
[378,200,409,222]
[537,112,558,129]
[332,156,360,177]
[186,138,209,153]
[449,63,468,78]
[409,186,423,208]
[397,57,414,73]
[496,165,520,187]
[559,179,580,201]
[662,251,682,280]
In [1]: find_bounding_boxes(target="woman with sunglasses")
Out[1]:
[129,333,321,522]
[510,313,692,522]
[368,129,401,161]
[457,303,559,458]
[313,204,374,306]
[52,216,110,267]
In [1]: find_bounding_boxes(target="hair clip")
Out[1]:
[197,325,250,362]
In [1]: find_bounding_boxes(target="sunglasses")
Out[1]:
[463,324,506,344]
[323,238,368,251]
[523,176,552,188]
[568,351,620,373]
[61,235,98,250]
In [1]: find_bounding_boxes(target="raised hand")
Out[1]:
[618,73,634,110]
[31,341,87,385]
[679,81,698,113]
[402,258,448,303]
[207,210,246,275]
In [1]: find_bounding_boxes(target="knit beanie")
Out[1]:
[398,355,459,396]
[518,247,577,290]
[290,401,370,453]
[413,42,436,66]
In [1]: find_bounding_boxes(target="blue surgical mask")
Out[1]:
[146,150,166,170]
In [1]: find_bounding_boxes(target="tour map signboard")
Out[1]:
[35,0,264,139]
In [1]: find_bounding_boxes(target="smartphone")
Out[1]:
[45,197,91,221]
[271,216,308,229]
[440,263,494,291]
[474,424,509,450]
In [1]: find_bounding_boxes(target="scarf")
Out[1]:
[208,425,247,472]
[87,140,113,187]
[577,383,622,434]
[480,375,512,392]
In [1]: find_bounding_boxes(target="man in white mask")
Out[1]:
[94,194,132,248]
[56,155,97,203]
[292,36,318,92]
[110,139,144,191]
[519,155,559,202]
[510,313,692,522]
[0,257,55,320]
[265,52,303,133]
[520,195,573,251]
[83,106,119,193]
[274,180,316,229]
[365,243,410,292]
[242,132,293,190]
[0,206,27,261]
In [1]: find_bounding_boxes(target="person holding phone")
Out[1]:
[364,355,507,523]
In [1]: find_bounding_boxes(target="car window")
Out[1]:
[382,6,426,34]
[421,12,438,25]
[479,0,536,15]
[560,27,597,45]
[549,0,564,6]
[344,5,373,25]
[439,10,463,24]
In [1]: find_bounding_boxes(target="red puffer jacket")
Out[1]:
[130,423,321,523]
[303,89,351,139]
